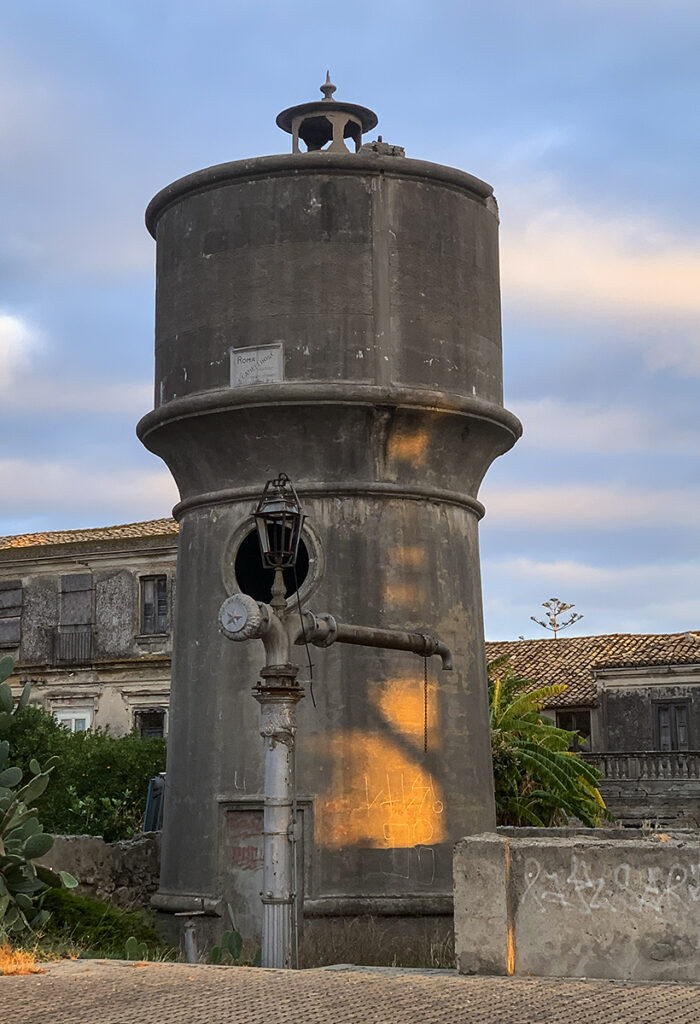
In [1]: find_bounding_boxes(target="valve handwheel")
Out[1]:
[218,593,263,641]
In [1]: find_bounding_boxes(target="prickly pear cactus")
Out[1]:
[0,657,77,935]
[124,935,149,960]
[209,904,244,965]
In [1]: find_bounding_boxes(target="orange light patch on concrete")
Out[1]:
[383,582,424,607]
[504,838,515,975]
[386,430,430,465]
[374,676,438,742]
[309,731,446,850]
[388,545,426,568]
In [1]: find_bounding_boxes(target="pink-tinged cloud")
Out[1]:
[482,557,700,639]
[509,399,700,455]
[481,483,700,529]
[0,459,178,520]
[501,205,700,320]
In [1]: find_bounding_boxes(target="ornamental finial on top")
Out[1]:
[320,71,337,101]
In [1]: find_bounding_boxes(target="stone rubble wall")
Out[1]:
[454,827,700,983]
[39,833,161,909]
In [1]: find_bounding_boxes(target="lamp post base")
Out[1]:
[255,665,303,969]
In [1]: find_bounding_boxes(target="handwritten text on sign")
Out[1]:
[230,343,284,386]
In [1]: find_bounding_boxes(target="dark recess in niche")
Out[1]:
[234,530,309,603]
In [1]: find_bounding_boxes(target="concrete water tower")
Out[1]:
[138,77,521,951]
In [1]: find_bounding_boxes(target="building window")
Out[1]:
[54,706,94,732]
[555,709,592,751]
[55,573,94,665]
[140,576,168,635]
[0,580,22,648]
[134,708,167,738]
[655,702,690,751]
[60,574,93,626]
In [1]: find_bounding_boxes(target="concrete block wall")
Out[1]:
[454,828,700,983]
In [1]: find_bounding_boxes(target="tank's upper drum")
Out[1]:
[147,155,503,408]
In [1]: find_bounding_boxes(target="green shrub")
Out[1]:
[4,704,63,763]
[41,888,171,959]
[6,706,166,841]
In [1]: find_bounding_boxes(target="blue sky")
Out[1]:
[1,1,699,640]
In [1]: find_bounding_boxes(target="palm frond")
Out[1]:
[488,656,607,828]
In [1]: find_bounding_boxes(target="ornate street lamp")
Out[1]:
[254,473,306,570]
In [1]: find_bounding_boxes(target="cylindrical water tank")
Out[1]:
[138,83,520,948]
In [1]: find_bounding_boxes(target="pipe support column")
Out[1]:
[254,665,303,969]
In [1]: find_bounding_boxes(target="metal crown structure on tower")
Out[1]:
[276,72,378,153]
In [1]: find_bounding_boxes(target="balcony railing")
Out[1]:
[583,751,700,781]
[49,628,94,666]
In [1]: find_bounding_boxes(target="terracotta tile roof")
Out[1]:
[485,632,700,708]
[0,518,178,550]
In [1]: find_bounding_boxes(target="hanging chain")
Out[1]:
[423,646,429,754]
[293,565,315,708]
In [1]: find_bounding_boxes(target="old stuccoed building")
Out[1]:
[0,520,177,734]
[487,634,700,828]
[137,80,521,945]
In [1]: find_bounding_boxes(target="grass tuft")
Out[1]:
[300,916,455,969]
[0,942,45,975]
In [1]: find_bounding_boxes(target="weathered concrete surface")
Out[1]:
[599,774,700,828]
[454,829,700,982]
[602,678,700,753]
[138,141,521,943]
[39,833,160,909]
[5,960,700,1024]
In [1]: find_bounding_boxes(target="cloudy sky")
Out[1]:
[1,1,698,640]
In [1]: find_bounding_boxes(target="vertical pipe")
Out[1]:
[183,920,198,964]
[255,673,302,969]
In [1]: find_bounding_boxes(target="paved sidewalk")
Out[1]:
[4,959,700,1024]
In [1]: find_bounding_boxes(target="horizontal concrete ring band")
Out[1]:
[172,482,486,521]
[146,152,495,236]
[136,383,523,444]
